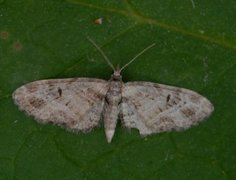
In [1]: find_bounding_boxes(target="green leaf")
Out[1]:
[1,0,236,179]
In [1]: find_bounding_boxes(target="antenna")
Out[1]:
[87,37,115,71]
[120,43,156,71]
[87,37,156,72]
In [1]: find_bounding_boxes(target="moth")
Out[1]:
[12,38,214,143]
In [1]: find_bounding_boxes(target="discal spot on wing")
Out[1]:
[166,94,171,102]
[57,87,62,97]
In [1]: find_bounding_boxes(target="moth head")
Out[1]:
[112,66,122,80]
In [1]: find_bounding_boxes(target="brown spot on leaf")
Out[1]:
[0,31,9,40]
[12,41,23,51]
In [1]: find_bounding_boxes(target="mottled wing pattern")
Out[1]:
[13,78,109,132]
[121,82,214,136]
